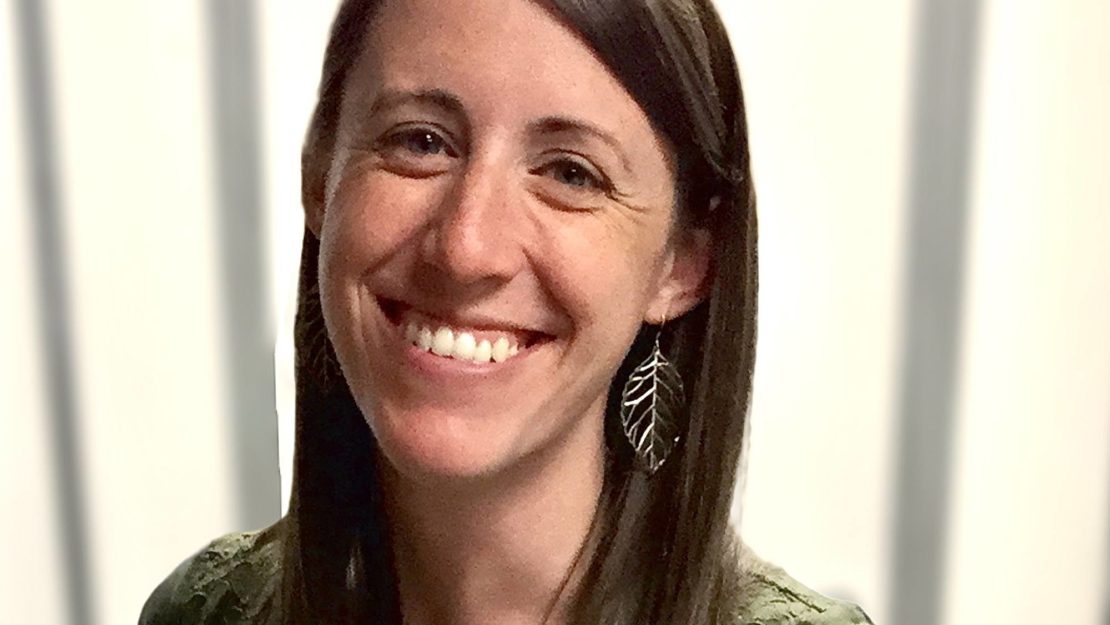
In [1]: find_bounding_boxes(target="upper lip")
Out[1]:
[378,296,554,339]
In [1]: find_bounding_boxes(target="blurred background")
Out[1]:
[2,1,1107,624]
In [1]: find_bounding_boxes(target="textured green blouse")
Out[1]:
[139,528,872,625]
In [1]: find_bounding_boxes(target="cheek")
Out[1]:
[320,165,445,278]
[534,215,667,354]
[317,168,444,353]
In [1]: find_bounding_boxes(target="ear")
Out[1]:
[645,226,713,324]
[301,124,330,238]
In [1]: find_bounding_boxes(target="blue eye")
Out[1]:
[552,162,597,188]
[371,126,460,178]
[380,127,458,158]
[542,158,609,192]
[407,131,447,155]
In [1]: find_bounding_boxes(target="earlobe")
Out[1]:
[302,152,328,239]
[304,196,325,239]
[301,115,337,239]
[647,228,713,324]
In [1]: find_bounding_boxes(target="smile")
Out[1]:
[405,323,520,363]
[378,297,554,365]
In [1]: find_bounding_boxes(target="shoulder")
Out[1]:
[138,526,282,625]
[718,537,874,625]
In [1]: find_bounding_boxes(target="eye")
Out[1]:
[371,125,460,178]
[549,161,600,188]
[534,157,611,193]
[380,127,458,158]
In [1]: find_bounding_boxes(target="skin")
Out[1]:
[304,0,711,623]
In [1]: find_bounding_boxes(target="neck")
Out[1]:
[381,410,606,625]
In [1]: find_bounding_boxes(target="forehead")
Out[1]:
[346,0,662,146]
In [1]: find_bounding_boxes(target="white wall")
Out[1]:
[0,3,67,622]
[723,2,912,621]
[944,1,1110,624]
[4,2,238,624]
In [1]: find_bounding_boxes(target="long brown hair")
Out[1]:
[281,1,758,623]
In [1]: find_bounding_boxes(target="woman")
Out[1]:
[141,0,872,623]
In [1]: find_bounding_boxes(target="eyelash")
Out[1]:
[531,156,613,194]
[369,125,614,196]
[375,125,459,159]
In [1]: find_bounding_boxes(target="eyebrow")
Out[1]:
[365,88,466,118]
[529,115,633,175]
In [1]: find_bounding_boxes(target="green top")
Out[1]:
[139,528,873,625]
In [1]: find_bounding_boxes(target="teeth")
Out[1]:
[452,332,477,360]
[416,327,433,352]
[473,339,492,363]
[432,327,454,356]
[402,320,525,363]
[491,337,510,363]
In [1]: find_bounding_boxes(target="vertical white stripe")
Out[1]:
[721,2,913,622]
[946,1,1110,624]
[46,1,237,623]
[0,4,67,622]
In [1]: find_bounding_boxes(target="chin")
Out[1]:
[364,400,528,484]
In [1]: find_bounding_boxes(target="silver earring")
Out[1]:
[620,318,685,474]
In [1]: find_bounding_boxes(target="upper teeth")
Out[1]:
[405,322,522,363]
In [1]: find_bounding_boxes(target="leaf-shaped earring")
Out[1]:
[620,319,685,474]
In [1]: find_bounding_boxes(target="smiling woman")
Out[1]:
[139,1,871,624]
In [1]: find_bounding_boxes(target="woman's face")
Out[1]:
[312,0,708,482]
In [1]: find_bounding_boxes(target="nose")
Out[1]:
[419,155,523,287]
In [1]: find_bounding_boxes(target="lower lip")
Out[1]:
[401,340,538,380]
